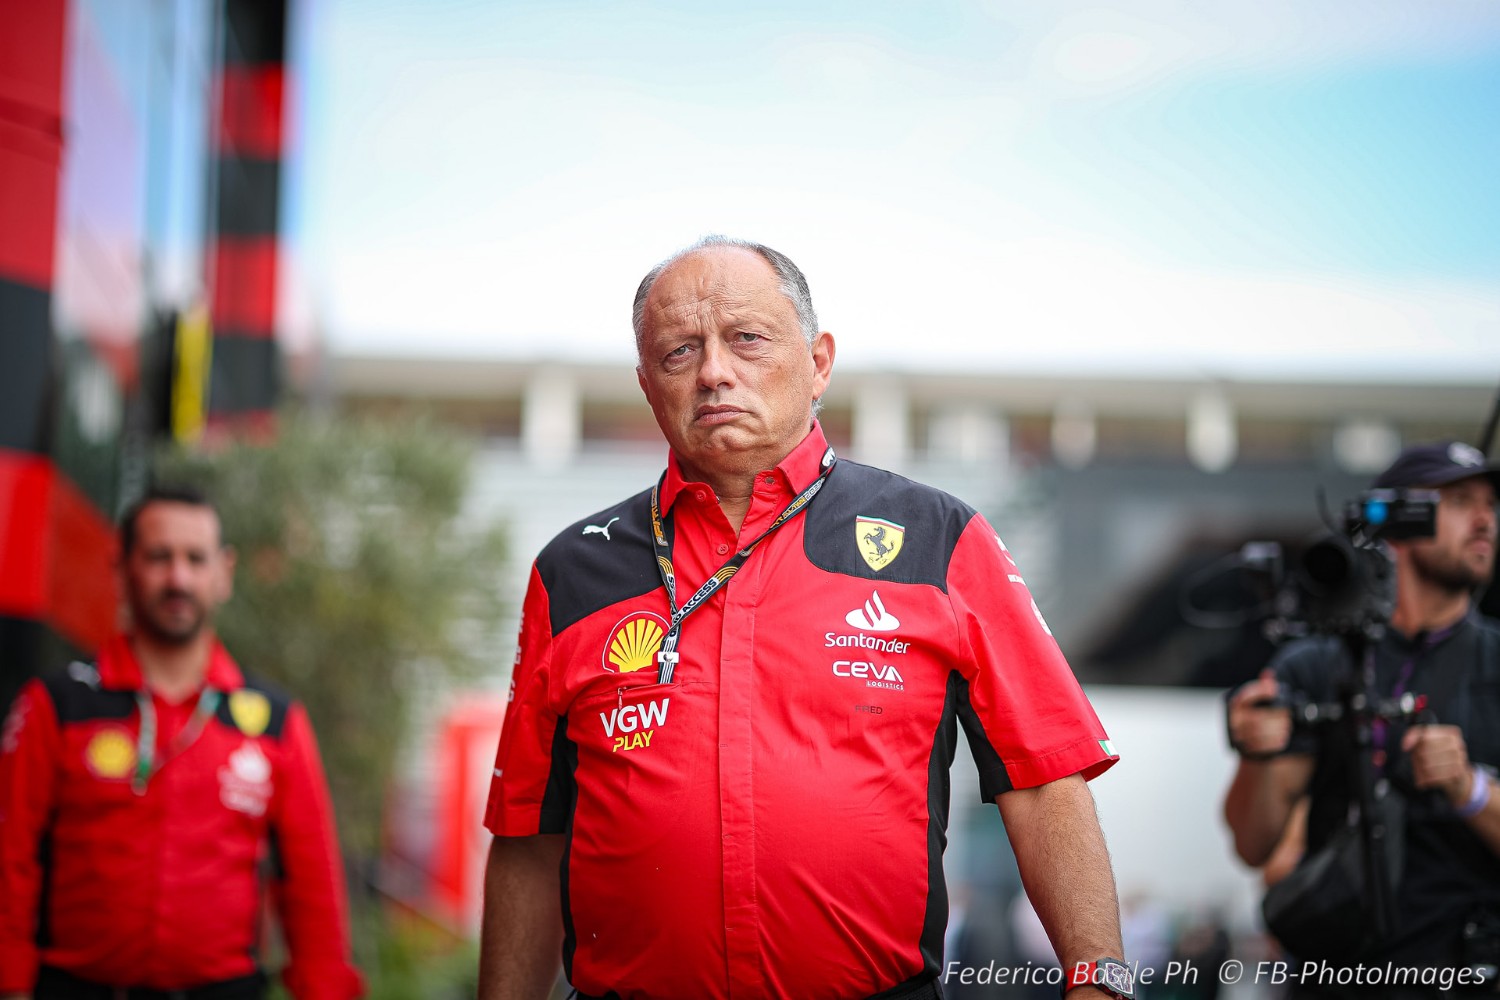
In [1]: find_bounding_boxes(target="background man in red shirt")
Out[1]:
[0,486,363,999]
[480,236,1130,1000]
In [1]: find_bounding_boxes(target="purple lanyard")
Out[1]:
[1371,623,1458,764]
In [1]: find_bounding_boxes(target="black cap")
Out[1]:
[1372,440,1500,491]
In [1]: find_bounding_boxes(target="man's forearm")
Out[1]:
[1223,756,1311,867]
[1223,763,1290,866]
[478,834,565,1000]
[997,774,1123,977]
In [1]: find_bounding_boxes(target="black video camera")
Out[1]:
[1245,488,1438,639]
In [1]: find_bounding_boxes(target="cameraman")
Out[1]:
[1223,441,1500,997]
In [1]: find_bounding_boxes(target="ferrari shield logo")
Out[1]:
[229,690,271,737]
[856,516,905,572]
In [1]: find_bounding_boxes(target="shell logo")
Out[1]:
[85,729,136,779]
[603,612,668,673]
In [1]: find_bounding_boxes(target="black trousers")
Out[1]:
[572,971,943,1000]
[35,966,267,1000]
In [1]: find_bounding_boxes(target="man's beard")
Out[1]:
[1409,542,1494,595]
[132,592,208,644]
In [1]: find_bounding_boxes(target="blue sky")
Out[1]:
[286,0,1500,380]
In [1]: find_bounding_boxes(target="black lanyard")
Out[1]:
[648,448,835,683]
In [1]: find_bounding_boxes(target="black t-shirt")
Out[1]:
[1273,612,1500,966]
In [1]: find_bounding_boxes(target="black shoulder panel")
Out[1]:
[538,488,665,637]
[215,672,294,739]
[40,663,134,725]
[803,461,978,591]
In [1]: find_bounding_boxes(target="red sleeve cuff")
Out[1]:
[0,942,38,993]
[281,959,365,1000]
[485,806,547,837]
[1001,736,1119,792]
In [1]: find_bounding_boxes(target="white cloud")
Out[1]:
[321,197,1499,384]
[974,1,1500,98]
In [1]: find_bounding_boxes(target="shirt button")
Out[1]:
[695,490,707,502]
[763,476,775,486]
[717,543,729,555]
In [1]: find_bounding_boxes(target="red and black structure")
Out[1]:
[0,0,116,710]
[0,0,293,711]
[210,0,290,433]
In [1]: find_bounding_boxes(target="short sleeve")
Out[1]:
[1272,636,1346,757]
[485,562,571,836]
[947,515,1117,800]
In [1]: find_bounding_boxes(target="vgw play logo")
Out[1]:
[600,697,670,753]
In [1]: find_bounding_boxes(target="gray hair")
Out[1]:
[631,235,820,356]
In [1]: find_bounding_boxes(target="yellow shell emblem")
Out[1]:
[856,516,905,572]
[229,690,271,737]
[604,612,667,673]
[85,730,136,779]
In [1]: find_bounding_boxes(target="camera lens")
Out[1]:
[1301,537,1352,595]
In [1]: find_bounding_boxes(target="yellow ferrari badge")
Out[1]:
[229,690,271,737]
[856,516,905,572]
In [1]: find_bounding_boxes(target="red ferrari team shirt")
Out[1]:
[486,424,1117,1000]
[0,636,362,998]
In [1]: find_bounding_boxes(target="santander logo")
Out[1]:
[845,591,900,632]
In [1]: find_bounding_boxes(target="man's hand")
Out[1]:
[1403,725,1500,857]
[1401,724,1473,806]
[1222,668,1314,867]
[1226,669,1291,758]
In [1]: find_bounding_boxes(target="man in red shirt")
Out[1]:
[0,486,363,1000]
[479,237,1130,1000]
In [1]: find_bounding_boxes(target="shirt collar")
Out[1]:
[659,421,832,516]
[1387,608,1477,652]
[96,632,246,693]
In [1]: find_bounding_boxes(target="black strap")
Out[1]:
[647,448,835,683]
[869,972,944,999]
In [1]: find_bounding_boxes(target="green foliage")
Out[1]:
[267,911,480,1000]
[156,409,508,862]
[356,912,481,1000]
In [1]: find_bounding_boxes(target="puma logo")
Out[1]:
[582,517,620,541]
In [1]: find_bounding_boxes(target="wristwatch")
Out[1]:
[1064,957,1136,999]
